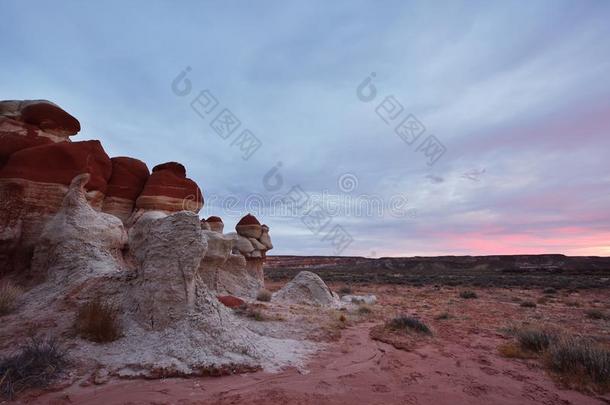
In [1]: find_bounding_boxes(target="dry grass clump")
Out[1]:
[546,336,610,390]
[386,315,432,335]
[256,289,272,302]
[500,326,610,392]
[75,298,122,343]
[459,290,477,299]
[520,301,537,308]
[585,309,607,320]
[357,304,372,315]
[0,281,22,316]
[338,286,352,295]
[0,336,67,399]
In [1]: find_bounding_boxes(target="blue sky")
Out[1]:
[2,1,610,256]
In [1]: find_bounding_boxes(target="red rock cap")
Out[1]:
[236,213,260,226]
[0,140,111,192]
[206,216,223,223]
[105,157,150,200]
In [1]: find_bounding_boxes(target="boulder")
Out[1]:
[235,214,262,239]
[206,216,224,233]
[102,157,150,223]
[234,235,255,254]
[259,225,273,250]
[249,237,266,251]
[272,271,338,307]
[135,161,203,213]
[200,219,211,230]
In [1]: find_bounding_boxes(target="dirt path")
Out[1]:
[31,322,607,405]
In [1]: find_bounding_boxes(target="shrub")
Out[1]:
[387,315,432,335]
[0,336,67,399]
[358,304,372,315]
[585,309,607,320]
[520,301,537,308]
[0,281,22,316]
[547,336,610,386]
[515,328,557,353]
[565,300,581,307]
[75,298,122,343]
[459,290,477,299]
[543,287,557,294]
[256,289,272,302]
[338,286,352,295]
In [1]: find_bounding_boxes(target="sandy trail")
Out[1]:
[32,321,607,405]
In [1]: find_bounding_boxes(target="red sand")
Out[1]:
[32,323,606,404]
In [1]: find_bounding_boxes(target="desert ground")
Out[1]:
[26,274,610,405]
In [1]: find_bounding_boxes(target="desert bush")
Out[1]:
[547,335,610,386]
[585,309,607,320]
[515,328,557,353]
[358,304,372,315]
[256,289,272,302]
[565,300,581,307]
[543,287,557,294]
[0,281,22,316]
[387,315,432,335]
[520,301,537,308]
[75,298,122,343]
[338,286,352,295]
[0,336,67,399]
[459,290,477,299]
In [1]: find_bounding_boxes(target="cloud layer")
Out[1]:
[1,1,609,256]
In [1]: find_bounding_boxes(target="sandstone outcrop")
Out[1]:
[0,99,80,141]
[206,216,224,233]
[236,214,263,239]
[0,99,301,379]
[129,211,207,330]
[31,173,127,283]
[102,157,150,223]
[272,271,339,307]
[135,162,203,214]
[0,140,112,275]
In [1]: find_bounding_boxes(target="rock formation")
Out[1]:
[272,271,339,307]
[102,157,150,223]
[0,99,295,378]
[135,162,203,214]
[206,216,224,233]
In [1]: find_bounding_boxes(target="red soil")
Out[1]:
[31,285,610,405]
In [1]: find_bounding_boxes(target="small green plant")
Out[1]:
[0,336,67,399]
[75,298,122,343]
[0,281,22,316]
[520,301,537,308]
[387,315,432,335]
[256,289,272,302]
[459,290,477,299]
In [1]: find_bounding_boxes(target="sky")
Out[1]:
[1,1,609,257]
